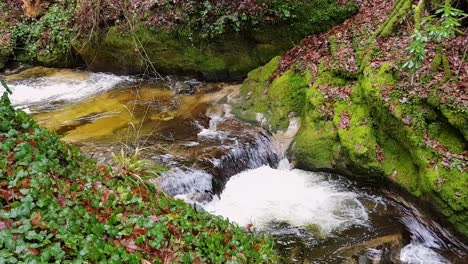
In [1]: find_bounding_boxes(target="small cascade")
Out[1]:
[201,160,369,233]
[3,71,133,112]
[156,103,279,201]
[156,168,213,201]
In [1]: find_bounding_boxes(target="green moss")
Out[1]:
[0,47,11,70]
[431,52,443,72]
[378,132,420,193]
[441,54,452,82]
[294,121,342,170]
[333,100,379,171]
[440,106,468,140]
[235,59,311,131]
[245,56,281,84]
[77,26,268,79]
[374,0,412,38]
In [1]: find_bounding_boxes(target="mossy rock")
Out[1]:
[75,26,274,80]
[0,47,11,70]
[234,57,311,131]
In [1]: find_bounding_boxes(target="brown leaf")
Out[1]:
[376,144,385,162]
[132,226,146,236]
[57,194,67,207]
[120,239,140,253]
[0,189,14,202]
[31,213,47,230]
[28,248,40,256]
[338,111,351,130]
[0,219,13,230]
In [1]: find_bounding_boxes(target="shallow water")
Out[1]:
[3,68,467,263]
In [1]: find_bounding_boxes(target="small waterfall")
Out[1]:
[157,104,279,200]
[3,71,132,112]
[157,168,213,197]
[201,163,369,233]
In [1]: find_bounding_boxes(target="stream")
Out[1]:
[2,68,467,263]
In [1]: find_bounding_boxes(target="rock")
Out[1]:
[172,81,195,95]
[185,192,213,204]
[334,234,403,263]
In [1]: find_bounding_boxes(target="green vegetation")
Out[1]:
[0,0,358,77]
[9,0,77,67]
[234,57,312,131]
[403,2,467,70]
[0,88,276,263]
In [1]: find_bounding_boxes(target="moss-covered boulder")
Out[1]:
[0,47,10,70]
[75,27,285,80]
[233,57,312,130]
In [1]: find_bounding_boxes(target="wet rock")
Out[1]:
[184,192,213,204]
[172,81,196,95]
[335,234,403,264]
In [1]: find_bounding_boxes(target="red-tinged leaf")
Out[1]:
[57,194,67,207]
[100,188,113,204]
[246,223,254,232]
[20,178,31,188]
[0,219,13,230]
[148,215,159,223]
[28,248,40,256]
[132,226,146,236]
[7,152,15,165]
[376,145,385,162]
[0,189,14,202]
[338,111,350,130]
[122,239,141,253]
[113,240,121,247]
[161,250,177,264]
[31,213,47,230]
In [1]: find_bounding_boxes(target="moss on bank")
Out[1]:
[0,47,10,70]
[0,91,276,263]
[233,57,312,131]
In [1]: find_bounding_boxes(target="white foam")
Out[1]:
[400,244,449,264]
[201,165,368,233]
[3,72,132,110]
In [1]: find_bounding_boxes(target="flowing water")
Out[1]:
[2,68,467,263]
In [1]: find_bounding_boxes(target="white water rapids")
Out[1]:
[2,71,132,112]
[200,161,368,234]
